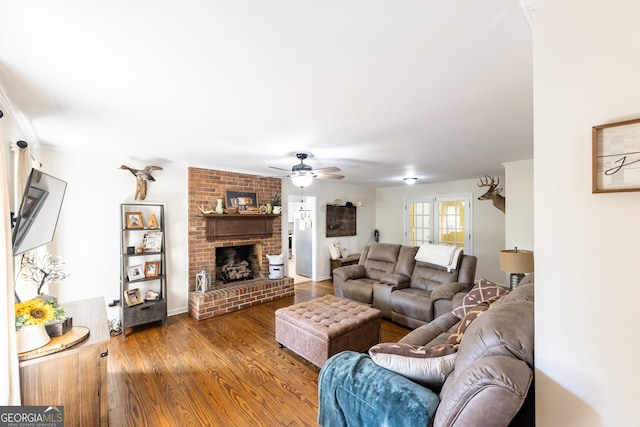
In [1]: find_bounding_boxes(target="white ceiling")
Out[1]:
[0,0,533,187]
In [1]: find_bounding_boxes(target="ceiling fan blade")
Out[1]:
[314,166,341,173]
[268,166,291,172]
[317,174,344,180]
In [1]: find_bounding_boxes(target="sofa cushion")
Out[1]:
[409,262,458,291]
[363,243,402,280]
[341,278,377,304]
[369,342,457,387]
[452,278,509,319]
[389,288,434,322]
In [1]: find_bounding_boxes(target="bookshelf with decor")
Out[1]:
[120,203,167,337]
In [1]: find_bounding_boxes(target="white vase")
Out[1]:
[273,206,282,214]
[215,199,224,214]
[16,325,51,353]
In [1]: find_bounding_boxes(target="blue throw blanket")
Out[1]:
[318,351,439,427]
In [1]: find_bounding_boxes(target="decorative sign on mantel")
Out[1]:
[203,214,277,240]
[593,118,640,193]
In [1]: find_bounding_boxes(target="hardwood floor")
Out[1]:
[107,280,410,426]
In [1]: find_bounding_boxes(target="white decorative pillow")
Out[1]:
[329,241,342,260]
[369,343,457,387]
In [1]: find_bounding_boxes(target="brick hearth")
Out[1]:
[189,277,294,321]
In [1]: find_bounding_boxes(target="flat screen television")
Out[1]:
[12,168,67,256]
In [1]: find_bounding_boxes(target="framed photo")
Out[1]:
[125,212,144,229]
[143,231,162,252]
[124,288,143,306]
[127,264,144,281]
[593,118,640,193]
[225,190,259,213]
[145,261,160,278]
[326,204,357,237]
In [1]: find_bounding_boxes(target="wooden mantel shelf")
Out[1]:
[203,214,278,240]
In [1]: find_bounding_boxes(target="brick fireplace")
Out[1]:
[187,167,294,320]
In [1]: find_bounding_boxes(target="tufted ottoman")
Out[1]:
[275,294,381,367]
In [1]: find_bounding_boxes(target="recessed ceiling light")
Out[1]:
[404,177,418,185]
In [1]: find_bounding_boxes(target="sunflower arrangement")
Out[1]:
[15,296,66,331]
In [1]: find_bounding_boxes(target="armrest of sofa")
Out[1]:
[430,281,472,303]
[333,264,365,281]
[399,312,460,347]
[435,356,533,427]
[318,351,439,427]
[380,273,411,288]
[333,264,366,298]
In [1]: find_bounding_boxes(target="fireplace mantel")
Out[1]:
[203,214,278,240]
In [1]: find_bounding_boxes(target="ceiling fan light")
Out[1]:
[404,177,418,185]
[291,172,314,188]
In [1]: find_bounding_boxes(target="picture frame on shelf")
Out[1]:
[145,261,160,278]
[125,212,144,229]
[225,190,258,213]
[593,118,640,193]
[124,288,143,306]
[127,264,144,281]
[142,231,162,252]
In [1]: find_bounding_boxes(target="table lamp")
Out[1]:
[499,247,534,290]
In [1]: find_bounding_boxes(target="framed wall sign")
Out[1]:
[593,118,640,193]
[326,204,357,237]
[225,190,258,213]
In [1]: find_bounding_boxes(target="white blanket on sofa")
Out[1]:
[414,244,462,272]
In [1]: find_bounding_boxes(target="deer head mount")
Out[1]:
[477,175,505,213]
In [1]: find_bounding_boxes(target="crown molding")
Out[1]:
[0,81,38,144]
[519,0,554,30]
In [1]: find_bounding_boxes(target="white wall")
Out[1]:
[375,178,506,283]
[31,148,189,322]
[504,160,533,252]
[282,178,376,281]
[534,1,640,425]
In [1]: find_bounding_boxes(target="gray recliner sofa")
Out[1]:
[333,243,477,328]
[318,277,535,427]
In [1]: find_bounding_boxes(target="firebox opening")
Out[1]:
[215,244,261,284]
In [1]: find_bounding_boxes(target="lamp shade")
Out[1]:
[499,249,534,273]
[291,172,313,188]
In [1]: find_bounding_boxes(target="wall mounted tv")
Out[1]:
[12,168,67,256]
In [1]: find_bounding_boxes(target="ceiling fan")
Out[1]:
[269,153,344,188]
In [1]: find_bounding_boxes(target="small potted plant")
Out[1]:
[18,252,72,336]
[272,193,282,214]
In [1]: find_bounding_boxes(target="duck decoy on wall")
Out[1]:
[119,165,163,200]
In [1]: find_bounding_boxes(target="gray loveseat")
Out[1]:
[318,276,535,427]
[333,243,477,328]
